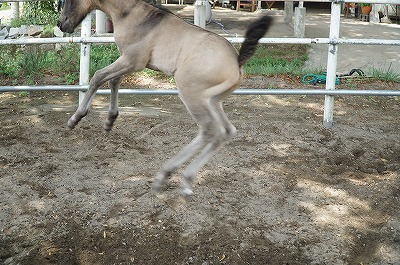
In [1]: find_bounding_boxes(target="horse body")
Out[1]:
[58,0,272,196]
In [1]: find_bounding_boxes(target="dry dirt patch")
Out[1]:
[0,76,399,264]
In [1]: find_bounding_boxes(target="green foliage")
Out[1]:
[10,18,28,28]
[0,44,80,84]
[1,43,398,87]
[1,3,9,9]
[19,91,30,97]
[65,73,78,85]
[0,44,123,84]
[20,1,58,25]
[41,25,55,38]
[0,46,22,78]
[23,47,47,77]
[241,44,311,76]
[371,65,400,83]
[90,44,121,76]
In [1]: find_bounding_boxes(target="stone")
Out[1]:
[19,25,28,36]
[8,27,20,38]
[53,26,64,37]
[0,27,8,40]
[28,25,44,36]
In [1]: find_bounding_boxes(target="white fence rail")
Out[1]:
[0,0,400,128]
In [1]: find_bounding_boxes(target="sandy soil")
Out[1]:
[1,5,400,265]
[1,75,399,264]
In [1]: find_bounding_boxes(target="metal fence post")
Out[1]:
[95,10,106,34]
[323,1,341,128]
[79,14,92,105]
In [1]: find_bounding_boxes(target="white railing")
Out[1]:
[0,0,399,128]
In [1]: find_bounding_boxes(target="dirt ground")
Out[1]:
[1,5,400,265]
[1,76,399,264]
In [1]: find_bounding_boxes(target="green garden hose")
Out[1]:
[302,72,340,85]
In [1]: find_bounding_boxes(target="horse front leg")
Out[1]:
[67,56,133,129]
[104,76,123,131]
[67,80,98,129]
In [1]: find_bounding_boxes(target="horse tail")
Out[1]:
[238,16,273,67]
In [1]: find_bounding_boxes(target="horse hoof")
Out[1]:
[67,117,78,129]
[67,122,75,130]
[181,187,193,197]
[152,179,163,193]
[103,126,112,133]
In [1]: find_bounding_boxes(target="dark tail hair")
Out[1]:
[238,16,273,66]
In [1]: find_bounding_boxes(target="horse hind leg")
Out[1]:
[153,133,208,192]
[153,99,213,192]
[153,92,236,196]
[180,97,236,196]
[104,76,124,131]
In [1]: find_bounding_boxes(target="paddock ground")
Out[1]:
[1,6,400,265]
[0,75,399,264]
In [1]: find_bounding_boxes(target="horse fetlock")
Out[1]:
[181,170,196,196]
[152,180,163,193]
[104,119,116,131]
[181,179,194,197]
[104,111,119,131]
[153,170,172,192]
[226,125,237,139]
[108,111,119,120]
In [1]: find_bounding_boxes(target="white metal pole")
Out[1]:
[79,14,92,105]
[2,36,400,46]
[323,1,341,128]
[194,0,206,28]
[95,10,106,34]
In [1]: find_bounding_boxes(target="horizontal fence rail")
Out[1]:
[1,86,400,96]
[2,37,400,46]
[0,0,399,3]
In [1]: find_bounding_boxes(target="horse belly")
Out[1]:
[146,49,179,76]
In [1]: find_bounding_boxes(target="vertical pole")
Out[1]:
[95,10,106,34]
[323,1,341,128]
[194,0,206,28]
[370,4,380,23]
[79,14,92,105]
[11,2,19,19]
[294,7,306,38]
[284,1,293,24]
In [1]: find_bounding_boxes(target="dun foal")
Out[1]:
[57,0,273,196]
